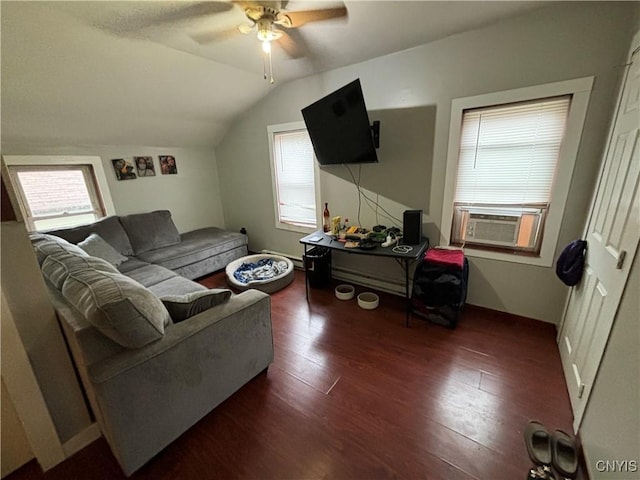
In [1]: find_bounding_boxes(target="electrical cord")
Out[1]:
[343,163,403,227]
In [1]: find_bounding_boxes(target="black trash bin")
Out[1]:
[304,246,332,288]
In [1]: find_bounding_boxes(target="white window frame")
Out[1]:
[267,121,321,234]
[2,155,116,231]
[441,77,594,267]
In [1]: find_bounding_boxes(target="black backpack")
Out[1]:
[556,239,587,286]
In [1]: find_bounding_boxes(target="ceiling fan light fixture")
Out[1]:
[256,20,282,42]
[257,29,280,42]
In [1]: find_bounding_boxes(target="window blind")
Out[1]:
[273,130,316,227]
[454,95,571,205]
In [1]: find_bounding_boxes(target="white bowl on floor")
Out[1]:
[335,284,355,300]
[357,292,379,310]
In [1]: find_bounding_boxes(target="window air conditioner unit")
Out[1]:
[465,212,520,247]
[451,205,546,251]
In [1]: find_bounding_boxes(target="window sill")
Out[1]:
[276,222,317,235]
[459,245,553,267]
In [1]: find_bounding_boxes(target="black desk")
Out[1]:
[299,231,429,326]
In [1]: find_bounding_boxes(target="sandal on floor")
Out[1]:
[551,430,578,478]
[524,421,552,466]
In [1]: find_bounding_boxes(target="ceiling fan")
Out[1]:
[191,1,348,83]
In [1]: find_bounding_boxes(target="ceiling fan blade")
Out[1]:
[282,6,347,28]
[92,2,236,37]
[190,26,241,45]
[134,2,234,30]
[277,29,310,59]
[156,2,234,23]
[238,23,255,34]
[232,1,279,11]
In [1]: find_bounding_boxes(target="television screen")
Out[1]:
[301,79,378,166]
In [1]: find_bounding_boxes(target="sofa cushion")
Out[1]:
[136,227,247,271]
[125,264,178,288]
[62,269,171,349]
[78,233,128,267]
[30,233,90,265]
[160,289,232,322]
[146,276,207,298]
[46,216,134,256]
[120,210,181,255]
[117,257,151,274]
[42,252,119,289]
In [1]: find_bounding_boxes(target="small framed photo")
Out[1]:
[134,156,156,177]
[112,159,137,180]
[159,155,178,175]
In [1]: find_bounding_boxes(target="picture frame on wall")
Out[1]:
[112,159,137,180]
[134,156,156,177]
[159,155,178,175]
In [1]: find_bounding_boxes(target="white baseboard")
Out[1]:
[260,249,410,296]
[331,266,406,297]
[62,423,101,458]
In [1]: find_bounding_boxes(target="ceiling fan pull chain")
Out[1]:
[263,52,268,80]
[268,48,275,84]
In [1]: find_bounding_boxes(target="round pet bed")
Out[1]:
[225,254,294,294]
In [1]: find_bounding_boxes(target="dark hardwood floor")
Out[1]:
[8,269,585,480]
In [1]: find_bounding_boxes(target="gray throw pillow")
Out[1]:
[78,233,128,266]
[62,269,171,348]
[46,216,134,256]
[120,210,181,255]
[30,233,89,265]
[42,252,118,289]
[161,289,232,322]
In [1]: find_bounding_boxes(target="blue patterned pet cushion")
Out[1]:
[233,258,289,284]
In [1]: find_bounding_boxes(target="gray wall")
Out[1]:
[216,2,639,323]
[0,222,92,444]
[1,145,225,233]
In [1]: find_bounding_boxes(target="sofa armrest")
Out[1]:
[88,289,271,384]
[84,287,273,476]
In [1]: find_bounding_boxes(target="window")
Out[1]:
[268,122,319,232]
[8,165,105,231]
[3,155,115,232]
[442,77,593,266]
[451,96,571,254]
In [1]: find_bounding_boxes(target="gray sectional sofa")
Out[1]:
[47,209,248,282]
[30,211,274,476]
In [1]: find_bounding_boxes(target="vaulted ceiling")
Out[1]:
[1,1,552,148]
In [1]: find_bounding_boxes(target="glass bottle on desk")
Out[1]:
[323,203,330,232]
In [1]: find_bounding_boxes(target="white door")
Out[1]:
[558,42,640,431]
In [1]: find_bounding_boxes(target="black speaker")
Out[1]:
[403,210,422,245]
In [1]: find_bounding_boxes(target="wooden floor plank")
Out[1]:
[7,269,586,480]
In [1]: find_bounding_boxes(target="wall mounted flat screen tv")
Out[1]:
[301,79,379,166]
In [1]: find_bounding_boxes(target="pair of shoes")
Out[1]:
[551,430,579,479]
[524,421,578,479]
[525,421,552,466]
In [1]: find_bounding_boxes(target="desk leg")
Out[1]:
[304,244,309,302]
[405,258,411,327]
